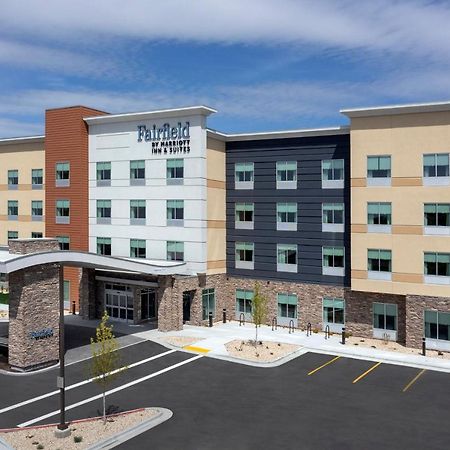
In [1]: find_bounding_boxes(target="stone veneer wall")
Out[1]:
[346,291,406,343]
[8,238,59,255]
[79,268,96,319]
[406,294,450,348]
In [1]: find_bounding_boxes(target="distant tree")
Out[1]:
[251,282,268,346]
[90,312,126,424]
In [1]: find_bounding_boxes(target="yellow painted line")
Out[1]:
[307,356,341,375]
[402,369,427,393]
[352,362,382,384]
[183,345,210,354]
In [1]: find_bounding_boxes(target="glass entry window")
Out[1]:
[202,288,215,320]
[141,289,157,321]
[323,298,345,333]
[236,289,253,321]
[373,302,397,340]
[105,283,133,322]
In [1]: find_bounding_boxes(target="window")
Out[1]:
[167,241,184,261]
[7,231,18,240]
[368,249,392,280]
[277,293,297,326]
[323,298,345,327]
[322,203,344,232]
[322,159,344,189]
[56,200,70,224]
[322,247,345,276]
[367,156,391,185]
[235,162,254,189]
[96,162,111,186]
[167,159,184,184]
[31,200,43,221]
[31,232,43,238]
[130,200,146,225]
[277,244,297,273]
[276,203,297,231]
[57,236,70,250]
[55,162,70,187]
[97,200,111,224]
[7,200,18,220]
[425,310,450,343]
[368,202,391,233]
[31,169,43,188]
[202,288,215,320]
[97,237,112,256]
[167,200,184,226]
[424,252,450,284]
[8,170,18,189]
[235,242,254,270]
[424,204,450,235]
[235,203,254,229]
[423,153,449,185]
[64,280,70,309]
[373,303,397,331]
[276,161,297,189]
[236,289,253,320]
[130,160,145,185]
[130,239,146,258]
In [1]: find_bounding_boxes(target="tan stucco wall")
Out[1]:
[350,110,450,296]
[0,141,45,244]
[206,137,226,274]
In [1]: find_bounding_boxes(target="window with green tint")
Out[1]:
[56,162,70,180]
[322,159,344,181]
[97,200,111,218]
[368,202,391,225]
[235,162,254,182]
[31,200,43,217]
[235,242,254,262]
[8,170,18,185]
[424,204,450,226]
[130,160,145,179]
[277,244,297,265]
[423,153,449,177]
[167,200,184,220]
[167,159,184,179]
[236,289,253,314]
[202,288,215,320]
[167,241,184,261]
[323,298,345,324]
[57,236,70,250]
[425,310,450,341]
[64,280,70,304]
[130,239,146,258]
[276,203,297,223]
[323,247,344,268]
[367,156,391,178]
[368,249,392,272]
[7,200,18,216]
[96,162,111,180]
[32,169,43,185]
[31,232,43,238]
[277,293,297,318]
[373,302,397,330]
[56,200,70,217]
[322,203,344,224]
[97,237,111,255]
[276,161,297,182]
[7,231,18,240]
[424,252,450,276]
[235,203,254,222]
[130,200,146,219]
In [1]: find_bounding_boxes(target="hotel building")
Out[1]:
[1,100,450,355]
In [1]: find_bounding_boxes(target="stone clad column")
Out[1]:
[8,239,61,371]
[157,275,183,332]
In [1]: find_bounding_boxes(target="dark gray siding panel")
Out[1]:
[226,134,350,287]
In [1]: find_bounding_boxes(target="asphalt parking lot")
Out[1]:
[0,337,449,450]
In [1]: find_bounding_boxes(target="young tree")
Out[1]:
[251,282,268,346]
[90,312,126,424]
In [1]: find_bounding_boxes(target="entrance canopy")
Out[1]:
[0,248,189,276]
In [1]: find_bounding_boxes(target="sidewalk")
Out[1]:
[135,321,450,373]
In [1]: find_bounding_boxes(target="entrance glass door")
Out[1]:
[105,283,133,323]
[141,289,157,321]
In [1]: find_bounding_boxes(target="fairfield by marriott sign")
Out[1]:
[137,122,191,155]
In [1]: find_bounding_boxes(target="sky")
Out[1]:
[0,0,450,137]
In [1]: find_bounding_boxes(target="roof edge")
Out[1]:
[0,135,45,146]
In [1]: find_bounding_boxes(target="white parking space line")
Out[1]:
[18,354,203,428]
[0,349,176,415]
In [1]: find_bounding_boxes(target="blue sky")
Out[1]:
[1,0,450,137]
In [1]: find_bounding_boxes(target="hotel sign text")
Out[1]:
[137,122,191,155]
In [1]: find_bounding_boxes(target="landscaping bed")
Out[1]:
[226,339,300,363]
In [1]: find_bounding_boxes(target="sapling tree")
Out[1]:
[90,312,126,424]
[251,282,268,346]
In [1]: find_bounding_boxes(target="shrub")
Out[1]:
[74,435,83,443]
[37,445,44,450]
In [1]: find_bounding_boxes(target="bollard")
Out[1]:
[71,301,76,315]
[306,322,311,337]
[209,311,213,328]
[422,337,426,356]
[341,327,346,345]
[222,308,227,324]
